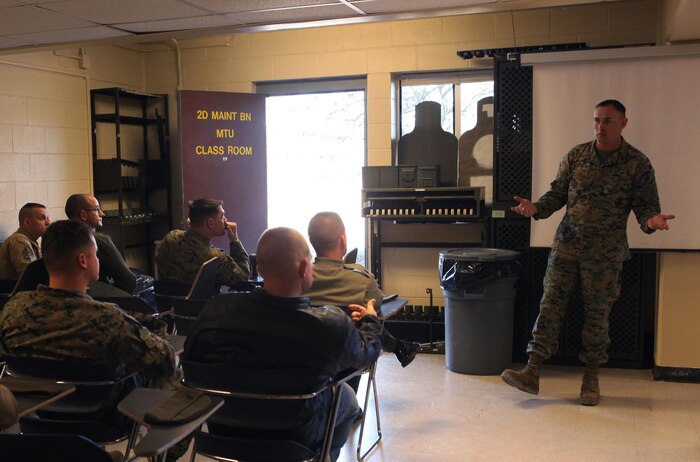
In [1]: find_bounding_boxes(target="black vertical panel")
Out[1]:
[494,58,534,364]
[493,58,532,204]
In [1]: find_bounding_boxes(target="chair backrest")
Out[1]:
[154,279,190,297]
[170,298,209,336]
[95,295,157,314]
[10,258,48,296]
[0,279,17,293]
[343,248,358,264]
[187,257,220,300]
[181,360,362,462]
[1,350,136,444]
[0,433,114,462]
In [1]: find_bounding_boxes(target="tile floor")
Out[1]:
[119,352,700,462]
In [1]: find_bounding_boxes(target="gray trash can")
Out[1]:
[439,248,520,375]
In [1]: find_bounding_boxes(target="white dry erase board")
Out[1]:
[522,45,700,250]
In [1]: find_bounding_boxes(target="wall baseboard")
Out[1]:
[653,365,700,383]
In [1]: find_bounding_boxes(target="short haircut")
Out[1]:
[41,220,94,274]
[188,198,223,226]
[308,212,345,255]
[18,202,47,221]
[64,194,92,219]
[257,227,309,280]
[596,99,626,116]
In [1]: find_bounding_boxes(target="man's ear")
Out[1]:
[77,252,88,270]
[298,257,308,279]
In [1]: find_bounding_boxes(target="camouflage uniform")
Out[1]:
[0,285,175,381]
[527,138,661,365]
[156,229,250,287]
[94,231,137,294]
[0,228,40,280]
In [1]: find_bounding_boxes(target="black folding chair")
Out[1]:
[170,298,209,336]
[186,257,220,300]
[1,350,139,456]
[9,258,48,296]
[94,295,158,314]
[0,433,114,462]
[156,257,221,335]
[181,360,365,462]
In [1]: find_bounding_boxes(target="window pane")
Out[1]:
[266,91,367,264]
[460,81,494,132]
[459,80,494,204]
[400,84,454,136]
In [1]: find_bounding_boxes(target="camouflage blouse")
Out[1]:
[0,285,175,380]
[534,138,661,262]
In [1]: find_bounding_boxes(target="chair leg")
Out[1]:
[124,422,140,460]
[320,384,343,462]
[356,362,382,461]
[188,424,203,462]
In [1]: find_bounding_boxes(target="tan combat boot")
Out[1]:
[501,354,544,394]
[580,364,600,406]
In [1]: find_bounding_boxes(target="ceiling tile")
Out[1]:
[359,0,494,15]
[0,5,93,35]
[114,15,240,33]
[0,36,31,49]
[227,4,363,24]
[8,25,131,45]
[185,0,347,14]
[41,0,211,24]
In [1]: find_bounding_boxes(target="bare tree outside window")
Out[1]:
[401,79,493,138]
[266,91,367,264]
[401,84,454,136]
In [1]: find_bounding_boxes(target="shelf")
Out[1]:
[102,212,168,226]
[379,242,483,248]
[91,87,164,99]
[362,186,485,219]
[94,114,161,125]
[366,215,483,222]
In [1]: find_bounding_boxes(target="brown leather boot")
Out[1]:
[501,354,543,395]
[580,364,600,406]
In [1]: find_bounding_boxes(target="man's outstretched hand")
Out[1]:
[511,196,538,218]
[647,214,675,231]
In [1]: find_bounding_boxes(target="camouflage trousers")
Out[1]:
[526,253,623,365]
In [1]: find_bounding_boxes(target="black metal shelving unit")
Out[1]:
[362,186,488,352]
[90,87,171,274]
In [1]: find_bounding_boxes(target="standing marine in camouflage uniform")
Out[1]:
[305,212,421,368]
[156,198,250,288]
[0,220,175,382]
[0,203,50,280]
[501,100,675,405]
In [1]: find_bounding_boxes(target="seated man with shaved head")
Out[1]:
[184,227,382,461]
[305,211,420,368]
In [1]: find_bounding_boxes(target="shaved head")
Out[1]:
[308,212,345,256]
[257,227,310,282]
